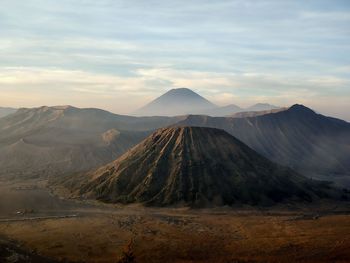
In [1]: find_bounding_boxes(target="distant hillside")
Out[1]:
[176,105,350,187]
[203,104,242,116]
[0,106,185,179]
[246,103,280,112]
[0,107,17,118]
[60,127,338,207]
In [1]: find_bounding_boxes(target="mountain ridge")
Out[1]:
[0,106,185,179]
[175,104,350,186]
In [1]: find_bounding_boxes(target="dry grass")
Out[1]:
[0,211,349,262]
[0,179,349,263]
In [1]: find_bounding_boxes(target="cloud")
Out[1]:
[1,66,349,119]
[0,67,157,113]
[0,1,349,120]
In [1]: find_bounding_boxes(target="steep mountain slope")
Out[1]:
[0,106,185,179]
[176,105,350,186]
[134,88,216,116]
[62,127,336,207]
[0,107,17,118]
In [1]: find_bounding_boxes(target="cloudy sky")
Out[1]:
[1,0,349,120]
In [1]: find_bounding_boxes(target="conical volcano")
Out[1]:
[133,88,216,116]
[68,127,335,207]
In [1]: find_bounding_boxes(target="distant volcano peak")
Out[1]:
[133,88,216,116]
[168,87,196,93]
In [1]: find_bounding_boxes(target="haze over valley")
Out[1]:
[1,1,350,262]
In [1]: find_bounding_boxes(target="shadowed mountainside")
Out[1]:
[60,127,339,207]
[0,106,185,179]
[176,105,350,186]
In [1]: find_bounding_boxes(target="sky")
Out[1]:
[0,0,349,120]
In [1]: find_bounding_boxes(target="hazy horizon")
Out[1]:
[1,0,349,120]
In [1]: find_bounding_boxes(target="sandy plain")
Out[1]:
[0,179,349,263]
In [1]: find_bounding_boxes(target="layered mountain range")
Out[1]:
[1,89,349,189]
[133,88,279,116]
[60,127,339,207]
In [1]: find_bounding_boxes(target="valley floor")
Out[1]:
[0,179,350,263]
